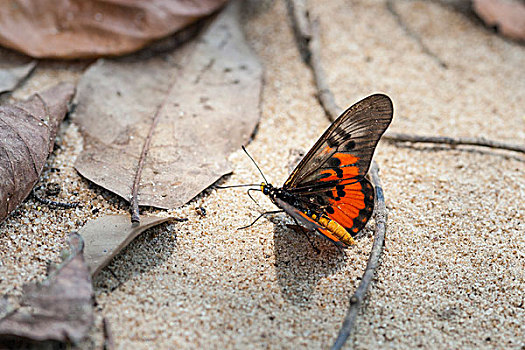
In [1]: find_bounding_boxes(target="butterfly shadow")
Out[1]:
[271,216,348,306]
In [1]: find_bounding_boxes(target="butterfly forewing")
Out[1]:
[283,94,393,190]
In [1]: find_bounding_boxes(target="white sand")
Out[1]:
[0,0,523,349]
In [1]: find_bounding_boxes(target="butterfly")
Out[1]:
[231,94,393,248]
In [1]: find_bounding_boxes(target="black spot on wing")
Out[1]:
[343,140,356,151]
[326,137,337,148]
[335,185,346,197]
[327,157,341,167]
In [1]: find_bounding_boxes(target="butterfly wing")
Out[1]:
[284,94,393,190]
[284,94,393,238]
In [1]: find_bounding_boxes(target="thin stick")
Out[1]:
[284,0,311,63]
[285,0,340,121]
[32,185,80,209]
[309,19,341,122]
[103,317,115,350]
[386,0,447,68]
[383,132,525,154]
[286,0,525,155]
[130,104,162,226]
[331,161,387,350]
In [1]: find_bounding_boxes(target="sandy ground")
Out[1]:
[0,0,524,349]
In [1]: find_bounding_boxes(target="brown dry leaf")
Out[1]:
[73,0,262,210]
[473,0,525,41]
[80,215,172,276]
[0,83,75,223]
[0,0,228,59]
[0,61,37,94]
[0,233,93,345]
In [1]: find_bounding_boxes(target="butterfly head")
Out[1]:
[261,182,275,197]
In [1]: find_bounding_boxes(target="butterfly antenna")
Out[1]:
[242,145,269,184]
[215,183,260,189]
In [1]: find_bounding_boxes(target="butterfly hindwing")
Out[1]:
[284,177,375,239]
[323,177,375,236]
[273,197,345,247]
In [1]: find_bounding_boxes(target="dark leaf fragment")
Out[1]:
[0,83,75,223]
[0,233,94,345]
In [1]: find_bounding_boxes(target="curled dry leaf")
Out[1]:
[73,0,262,211]
[80,215,172,276]
[473,0,525,41]
[0,61,37,94]
[0,233,93,345]
[0,0,228,59]
[0,83,75,223]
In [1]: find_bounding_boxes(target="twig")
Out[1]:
[286,0,525,155]
[107,267,123,293]
[383,132,525,154]
[309,20,341,122]
[285,0,311,63]
[386,0,447,68]
[285,0,340,121]
[130,104,162,226]
[331,161,387,350]
[32,185,80,209]
[103,317,115,350]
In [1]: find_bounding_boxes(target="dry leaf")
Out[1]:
[0,0,228,59]
[473,0,525,41]
[0,61,37,94]
[80,215,172,276]
[0,233,93,345]
[0,83,75,223]
[73,0,262,210]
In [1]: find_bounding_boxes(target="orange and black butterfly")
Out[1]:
[231,94,393,248]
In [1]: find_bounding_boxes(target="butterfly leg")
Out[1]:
[238,210,284,230]
[246,188,262,208]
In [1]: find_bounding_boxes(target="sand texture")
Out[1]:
[0,0,523,349]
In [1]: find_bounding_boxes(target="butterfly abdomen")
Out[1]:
[311,213,355,246]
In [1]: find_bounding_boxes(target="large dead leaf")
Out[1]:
[0,61,36,94]
[73,0,262,210]
[0,233,93,345]
[0,83,75,223]
[0,0,228,59]
[473,0,525,41]
[81,215,172,276]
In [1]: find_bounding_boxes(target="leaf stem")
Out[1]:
[130,104,162,226]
